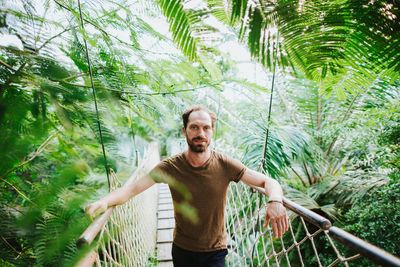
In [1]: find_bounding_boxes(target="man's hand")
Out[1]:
[240,168,288,238]
[85,200,108,218]
[264,202,288,238]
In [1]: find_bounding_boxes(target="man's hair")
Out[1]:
[182,105,217,129]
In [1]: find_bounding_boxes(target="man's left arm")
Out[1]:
[240,168,288,238]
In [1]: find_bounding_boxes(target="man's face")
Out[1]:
[183,111,213,153]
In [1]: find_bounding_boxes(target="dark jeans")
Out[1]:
[172,243,228,267]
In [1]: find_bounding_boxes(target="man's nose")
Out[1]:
[198,128,206,138]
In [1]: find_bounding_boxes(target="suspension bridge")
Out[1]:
[68,1,400,265]
[75,143,400,267]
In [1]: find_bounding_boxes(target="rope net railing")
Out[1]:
[225,182,400,267]
[77,143,160,267]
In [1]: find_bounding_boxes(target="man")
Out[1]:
[85,105,288,266]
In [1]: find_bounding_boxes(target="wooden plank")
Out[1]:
[158,189,170,193]
[157,242,173,261]
[157,229,174,243]
[158,203,174,211]
[158,261,173,267]
[158,210,174,219]
[158,184,169,191]
[159,188,170,191]
[159,198,173,204]
[158,218,175,229]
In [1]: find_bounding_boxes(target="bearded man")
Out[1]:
[85,105,288,267]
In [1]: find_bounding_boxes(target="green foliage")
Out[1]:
[1,0,399,266]
[239,120,311,181]
[338,106,400,263]
[342,178,400,265]
[0,207,35,266]
[0,160,94,266]
[24,161,92,266]
[1,0,239,265]
[226,0,400,97]
[158,0,199,61]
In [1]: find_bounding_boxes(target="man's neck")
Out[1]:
[184,148,211,167]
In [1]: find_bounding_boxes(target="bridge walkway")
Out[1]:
[156,183,174,267]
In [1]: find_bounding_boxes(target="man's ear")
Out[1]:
[182,126,186,137]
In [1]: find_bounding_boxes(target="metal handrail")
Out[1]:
[283,196,331,230]
[329,226,400,267]
[251,186,400,267]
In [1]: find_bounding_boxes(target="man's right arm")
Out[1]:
[85,175,155,217]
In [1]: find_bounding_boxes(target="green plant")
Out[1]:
[343,178,400,265]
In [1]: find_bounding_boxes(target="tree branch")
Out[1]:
[0,134,57,203]
[0,177,33,204]
[303,162,313,185]
[60,72,88,81]
[57,79,216,95]
[321,181,340,197]
[0,59,17,72]
[37,27,71,52]
[59,66,106,82]
[290,167,307,187]
[1,235,23,257]
[53,0,111,39]
[1,133,56,179]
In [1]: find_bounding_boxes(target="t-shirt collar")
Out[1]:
[182,150,214,170]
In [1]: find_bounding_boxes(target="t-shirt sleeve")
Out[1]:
[148,160,171,183]
[224,154,247,183]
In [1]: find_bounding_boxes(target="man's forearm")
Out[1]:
[241,169,284,201]
[264,177,284,202]
[101,175,155,208]
[100,186,132,207]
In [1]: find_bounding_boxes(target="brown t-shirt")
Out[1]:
[150,150,246,252]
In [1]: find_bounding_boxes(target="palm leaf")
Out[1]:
[157,0,199,61]
[223,0,400,97]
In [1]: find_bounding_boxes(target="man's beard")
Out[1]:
[187,137,210,153]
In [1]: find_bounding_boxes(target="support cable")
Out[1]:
[251,30,280,264]
[77,0,110,189]
[261,31,280,171]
